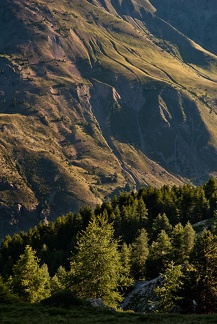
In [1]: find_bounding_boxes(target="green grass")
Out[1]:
[0,304,217,324]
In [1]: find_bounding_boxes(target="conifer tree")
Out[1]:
[213,210,217,235]
[50,266,67,293]
[176,230,217,313]
[0,275,19,304]
[152,213,172,240]
[171,223,186,264]
[209,191,217,218]
[131,228,149,279]
[68,215,131,306]
[190,229,217,313]
[183,221,195,257]
[136,198,148,224]
[9,245,50,302]
[154,262,183,313]
[147,230,172,278]
[204,177,217,200]
[119,243,133,290]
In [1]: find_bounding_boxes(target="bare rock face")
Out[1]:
[120,277,162,313]
[0,0,217,238]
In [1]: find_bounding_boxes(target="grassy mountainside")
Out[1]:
[0,0,217,237]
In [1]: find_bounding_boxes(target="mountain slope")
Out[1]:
[0,0,217,237]
[151,0,217,56]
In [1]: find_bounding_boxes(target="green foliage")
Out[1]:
[178,185,209,224]
[0,276,19,304]
[171,223,186,264]
[152,213,172,239]
[41,290,85,308]
[213,210,217,235]
[0,179,217,313]
[1,303,217,323]
[190,230,217,313]
[9,245,51,303]
[204,177,217,200]
[175,230,217,314]
[154,262,183,313]
[171,222,195,264]
[119,243,133,290]
[183,222,196,257]
[50,266,68,294]
[1,178,216,279]
[67,215,132,307]
[131,228,149,279]
[147,230,172,278]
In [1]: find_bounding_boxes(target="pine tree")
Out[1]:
[204,177,217,200]
[0,275,19,304]
[152,213,172,240]
[147,230,172,278]
[50,266,67,293]
[171,223,186,264]
[131,228,149,279]
[213,210,217,235]
[154,262,183,313]
[183,221,195,257]
[9,245,50,302]
[209,192,217,218]
[119,243,133,290]
[136,198,148,225]
[190,229,217,313]
[68,215,131,307]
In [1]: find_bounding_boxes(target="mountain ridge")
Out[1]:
[0,0,217,238]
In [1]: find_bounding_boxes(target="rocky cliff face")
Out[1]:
[0,0,217,238]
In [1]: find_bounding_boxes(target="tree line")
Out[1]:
[0,178,217,312]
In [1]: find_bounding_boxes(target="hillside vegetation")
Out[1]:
[0,0,217,236]
[0,179,217,314]
[1,304,217,324]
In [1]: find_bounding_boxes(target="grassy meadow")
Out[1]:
[1,304,217,324]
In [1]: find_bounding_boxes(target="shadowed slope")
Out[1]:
[0,0,217,238]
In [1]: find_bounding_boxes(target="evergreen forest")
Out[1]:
[1,178,217,314]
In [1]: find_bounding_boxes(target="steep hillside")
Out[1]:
[151,0,217,55]
[0,0,217,237]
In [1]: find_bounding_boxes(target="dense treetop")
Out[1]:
[0,178,217,312]
[1,178,217,276]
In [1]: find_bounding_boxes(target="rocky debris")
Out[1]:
[120,277,162,313]
[86,298,116,311]
[86,298,108,308]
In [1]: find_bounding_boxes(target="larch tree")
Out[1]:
[152,213,172,240]
[183,221,196,257]
[190,229,217,313]
[136,198,148,225]
[154,262,183,313]
[119,243,133,290]
[50,265,68,293]
[9,245,50,302]
[147,230,172,278]
[68,215,132,307]
[131,228,149,279]
[171,223,186,264]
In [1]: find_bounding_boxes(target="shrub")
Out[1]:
[41,290,85,308]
